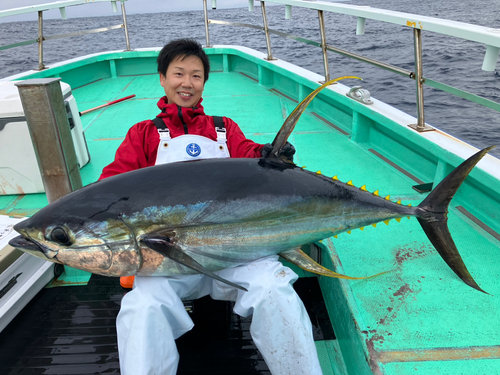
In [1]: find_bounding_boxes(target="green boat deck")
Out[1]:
[1,48,500,374]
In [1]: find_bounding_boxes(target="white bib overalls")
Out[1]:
[116,118,322,375]
[154,123,230,164]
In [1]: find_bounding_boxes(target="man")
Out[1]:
[99,38,322,375]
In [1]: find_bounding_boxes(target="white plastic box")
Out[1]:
[0,215,54,333]
[0,81,90,195]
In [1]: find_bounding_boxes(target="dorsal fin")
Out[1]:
[268,76,362,160]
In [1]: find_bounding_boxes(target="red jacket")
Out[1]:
[99,97,264,180]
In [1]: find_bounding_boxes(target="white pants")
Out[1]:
[116,255,323,375]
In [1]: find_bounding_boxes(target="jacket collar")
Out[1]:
[157,96,205,120]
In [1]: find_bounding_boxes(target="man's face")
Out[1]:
[160,55,205,108]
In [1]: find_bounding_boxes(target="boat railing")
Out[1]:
[203,0,500,132]
[0,0,131,71]
[1,0,498,134]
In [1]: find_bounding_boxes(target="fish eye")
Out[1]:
[50,227,72,246]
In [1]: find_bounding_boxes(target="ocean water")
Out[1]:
[1,0,499,157]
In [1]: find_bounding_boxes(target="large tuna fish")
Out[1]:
[9,78,493,293]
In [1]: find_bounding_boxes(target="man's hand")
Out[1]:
[261,142,296,162]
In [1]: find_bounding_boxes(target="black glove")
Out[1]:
[261,142,295,162]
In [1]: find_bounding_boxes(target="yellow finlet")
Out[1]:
[332,175,339,181]
[396,218,401,223]
[384,195,391,201]
[360,226,364,231]
[396,200,401,204]
[408,204,412,207]
[347,180,354,186]
[372,223,377,228]
[316,170,322,175]
[384,220,390,225]
[334,235,338,238]
[360,185,367,191]
[373,190,379,196]
[347,230,352,234]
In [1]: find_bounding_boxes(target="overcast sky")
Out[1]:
[0,0,250,22]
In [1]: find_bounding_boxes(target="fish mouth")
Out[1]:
[9,235,40,252]
[9,235,60,261]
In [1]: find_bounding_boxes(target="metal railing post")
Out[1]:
[120,0,131,51]
[14,78,83,203]
[318,10,330,82]
[203,0,212,47]
[37,11,45,70]
[261,2,276,60]
[409,28,433,132]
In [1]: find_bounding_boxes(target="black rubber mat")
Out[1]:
[0,274,123,375]
[0,275,334,375]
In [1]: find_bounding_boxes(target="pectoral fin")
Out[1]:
[141,235,248,292]
[279,248,385,280]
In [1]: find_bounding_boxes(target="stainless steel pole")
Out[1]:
[37,11,45,70]
[15,78,83,203]
[318,10,330,82]
[261,2,275,60]
[409,28,433,132]
[203,0,211,47]
[121,1,131,51]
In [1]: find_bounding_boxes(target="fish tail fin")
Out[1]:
[416,146,495,294]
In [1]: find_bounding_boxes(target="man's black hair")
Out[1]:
[157,39,210,83]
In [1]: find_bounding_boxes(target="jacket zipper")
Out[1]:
[177,105,189,134]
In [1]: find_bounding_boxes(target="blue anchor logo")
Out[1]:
[186,143,201,157]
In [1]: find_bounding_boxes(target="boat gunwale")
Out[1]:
[3,45,498,185]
